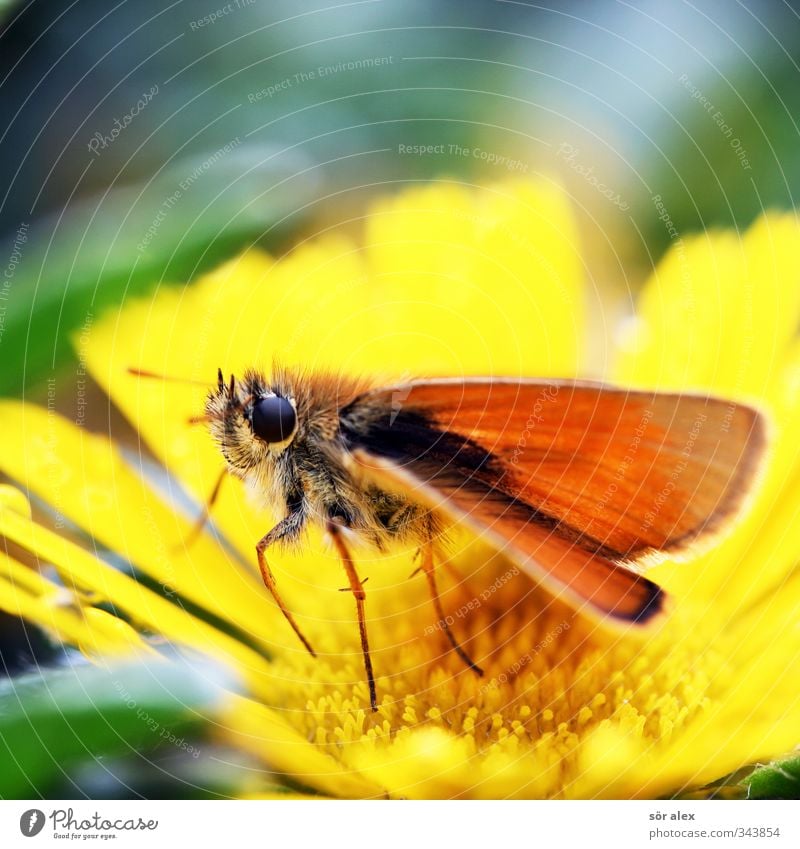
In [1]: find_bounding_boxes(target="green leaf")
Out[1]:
[0,657,232,798]
[741,755,800,800]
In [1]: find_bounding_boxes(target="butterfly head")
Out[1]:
[205,368,299,472]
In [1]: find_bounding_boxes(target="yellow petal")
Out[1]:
[0,400,289,655]
[0,500,273,688]
[616,212,800,398]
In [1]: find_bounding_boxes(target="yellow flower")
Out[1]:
[2,179,800,799]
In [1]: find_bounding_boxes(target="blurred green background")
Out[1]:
[2,0,800,798]
[3,0,800,399]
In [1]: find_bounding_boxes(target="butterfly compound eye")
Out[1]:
[251,395,296,443]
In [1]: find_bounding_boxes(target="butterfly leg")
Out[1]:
[327,520,378,712]
[256,514,317,658]
[420,540,484,677]
[175,466,228,551]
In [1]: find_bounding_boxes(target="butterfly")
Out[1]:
[136,367,765,711]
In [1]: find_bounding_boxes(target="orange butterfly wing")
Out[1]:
[343,379,765,623]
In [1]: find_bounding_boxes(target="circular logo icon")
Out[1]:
[19,810,46,837]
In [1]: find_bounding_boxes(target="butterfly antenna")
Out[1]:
[127,367,209,387]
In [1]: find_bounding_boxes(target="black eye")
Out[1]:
[250,395,296,443]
